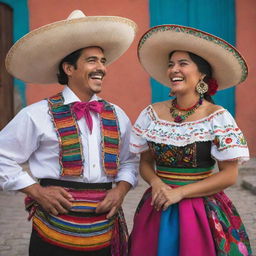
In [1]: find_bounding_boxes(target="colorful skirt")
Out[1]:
[129,187,252,256]
[25,179,128,255]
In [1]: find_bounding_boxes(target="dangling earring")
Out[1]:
[196,79,208,94]
[196,78,208,104]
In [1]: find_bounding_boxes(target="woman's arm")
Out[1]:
[140,150,172,210]
[159,160,238,210]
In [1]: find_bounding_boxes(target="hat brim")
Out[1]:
[138,25,248,90]
[6,16,137,84]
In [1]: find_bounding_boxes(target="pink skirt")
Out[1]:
[129,188,252,256]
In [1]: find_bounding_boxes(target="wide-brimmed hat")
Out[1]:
[138,25,248,90]
[5,10,137,84]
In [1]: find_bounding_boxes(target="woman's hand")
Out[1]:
[150,178,171,211]
[139,150,184,211]
[161,187,184,211]
[151,179,184,211]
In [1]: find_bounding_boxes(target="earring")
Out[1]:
[169,90,175,97]
[196,79,208,94]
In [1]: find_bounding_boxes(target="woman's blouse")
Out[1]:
[130,105,249,165]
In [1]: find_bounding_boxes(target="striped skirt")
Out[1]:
[25,179,128,255]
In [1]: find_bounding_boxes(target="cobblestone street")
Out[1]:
[0,173,255,256]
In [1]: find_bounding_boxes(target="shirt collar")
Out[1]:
[62,85,100,104]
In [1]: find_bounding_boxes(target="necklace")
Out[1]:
[170,97,203,123]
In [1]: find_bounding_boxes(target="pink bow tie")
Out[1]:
[71,101,104,133]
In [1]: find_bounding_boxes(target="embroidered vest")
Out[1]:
[47,93,120,177]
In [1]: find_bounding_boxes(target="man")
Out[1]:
[0,10,138,256]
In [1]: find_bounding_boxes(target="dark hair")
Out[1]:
[169,51,214,103]
[57,48,84,85]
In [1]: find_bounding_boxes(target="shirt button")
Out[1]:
[92,164,96,168]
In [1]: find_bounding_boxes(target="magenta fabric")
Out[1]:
[129,189,218,256]
[129,189,161,256]
[72,101,103,133]
[179,198,216,256]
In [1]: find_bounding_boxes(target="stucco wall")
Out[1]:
[26,0,150,123]
[236,0,256,156]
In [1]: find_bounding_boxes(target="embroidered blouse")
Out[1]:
[0,86,138,191]
[130,105,249,163]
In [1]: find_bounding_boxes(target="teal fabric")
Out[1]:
[1,0,29,106]
[157,204,179,256]
[149,0,236,116]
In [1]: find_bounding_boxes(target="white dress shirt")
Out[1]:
[0,86,138,191]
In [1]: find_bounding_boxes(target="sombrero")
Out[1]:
[138,25,248,90]
[5,10,137,84]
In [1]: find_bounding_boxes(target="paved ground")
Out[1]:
[0,163,255,256]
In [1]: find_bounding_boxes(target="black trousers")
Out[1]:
[29,229,111,256]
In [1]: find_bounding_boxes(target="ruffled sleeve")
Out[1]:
[211,109,249,162]
[130,106,153,153]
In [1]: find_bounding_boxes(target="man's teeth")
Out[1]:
[90,75,103,79]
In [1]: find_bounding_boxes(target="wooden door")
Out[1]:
[0,3,13,130]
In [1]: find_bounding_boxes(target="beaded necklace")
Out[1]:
[170,97,203,123]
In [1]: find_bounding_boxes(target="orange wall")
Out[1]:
[26,0,150,123]
[236,0,256,156]
[26,0,256,157]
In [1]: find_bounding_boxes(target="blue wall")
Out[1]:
[149,0,236,115]
[1,0,29,106]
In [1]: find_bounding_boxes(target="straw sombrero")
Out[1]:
[138,25,248,90]
[5,10,137,84]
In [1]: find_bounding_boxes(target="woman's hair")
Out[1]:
[57,48,84,85]
[169,51,214,103]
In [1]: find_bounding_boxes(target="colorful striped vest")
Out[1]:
[47,93,121,177]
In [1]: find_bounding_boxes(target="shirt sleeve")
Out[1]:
[211,109,249,162]
[129,106,152,154]
[0,107,39,191]
[113,106,139,187]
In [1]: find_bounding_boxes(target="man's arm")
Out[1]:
[0,108,38,191]
[0,106,74,215]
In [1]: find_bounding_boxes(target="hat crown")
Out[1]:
[67,10,86,20]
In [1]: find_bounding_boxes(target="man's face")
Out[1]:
[65,47,107,98]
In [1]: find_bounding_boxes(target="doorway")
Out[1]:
[0,3,13,130]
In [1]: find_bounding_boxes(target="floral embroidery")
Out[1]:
[225,138,232,144]
[148,142,197,168]
[215,132,247,152]
[132,105,248,151]
[204,192,252,255]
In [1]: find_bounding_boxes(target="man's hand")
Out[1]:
[21,183,73,216]
[95,181,131,219]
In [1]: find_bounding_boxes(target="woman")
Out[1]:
[129,25,252,256]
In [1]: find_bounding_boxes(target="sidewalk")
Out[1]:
[240,158,256,195]
[0,161,255,256]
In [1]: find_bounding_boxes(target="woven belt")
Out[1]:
[156,165,214,186]
[31,181,114,251]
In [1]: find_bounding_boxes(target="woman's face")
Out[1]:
[167,51,203,95]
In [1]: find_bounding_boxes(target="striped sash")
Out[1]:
[156,165,214,186]
[25,181,127,252]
